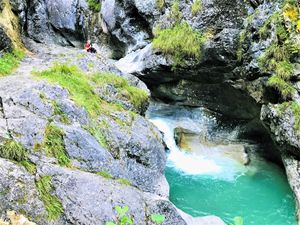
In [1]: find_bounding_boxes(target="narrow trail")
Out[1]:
[10,40,115,79]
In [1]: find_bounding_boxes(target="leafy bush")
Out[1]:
[0,50,25,76]
[36,176,64,221]
[0,139,27,162]
[153,22,208,67]
[87,0,101,12]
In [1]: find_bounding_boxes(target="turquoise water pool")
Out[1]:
[166,158,296,225]
[147,102,297,225]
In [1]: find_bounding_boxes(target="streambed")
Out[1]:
[146,102,297,225]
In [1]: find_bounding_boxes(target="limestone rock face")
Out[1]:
[0,26,12,51]
[0,43,226,224]
[25,0,87,47]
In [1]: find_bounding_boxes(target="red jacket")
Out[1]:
[85,43,91,50]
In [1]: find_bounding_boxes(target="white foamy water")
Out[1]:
[150,118,222,175]
[148,107,248,181]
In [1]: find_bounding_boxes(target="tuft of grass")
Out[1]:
[52,101,70,124]
[0,50,25,76]
[170,0,183,23]
[20,160,37,174]
[87,0,101,12]
[37,64,103,118]
[36,176,63,221]
[36,64,123,118]
[291,102,300,133]
[116,178,131,186]
[191,0,202,16]
[153,22,209,67]
[0,140,27,161]
[237,29,247,61]
[36,64,149,150]
[84,124,108,148]
[276,101,291,115]
[268,75,295,99]
[275,60,294,80]
[96,171,113,179]
[156,0,165,11]
[91,72,149,110]
[42,124,70,167]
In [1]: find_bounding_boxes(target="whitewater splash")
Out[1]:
[149,115,247,181]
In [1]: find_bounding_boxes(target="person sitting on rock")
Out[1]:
[85,40,97,53]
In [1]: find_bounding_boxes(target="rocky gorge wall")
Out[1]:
[1,0,300,223]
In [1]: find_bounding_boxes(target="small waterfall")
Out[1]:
[147,102,248,181]
[146,101,297,225]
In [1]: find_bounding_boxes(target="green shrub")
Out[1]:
[0,140,27,161]
[0,50,25,76]
[87,0,101,12]
[42,124,70,167]
[153,22,208,67]
[191,0,202,16]
[36,176,63,221]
